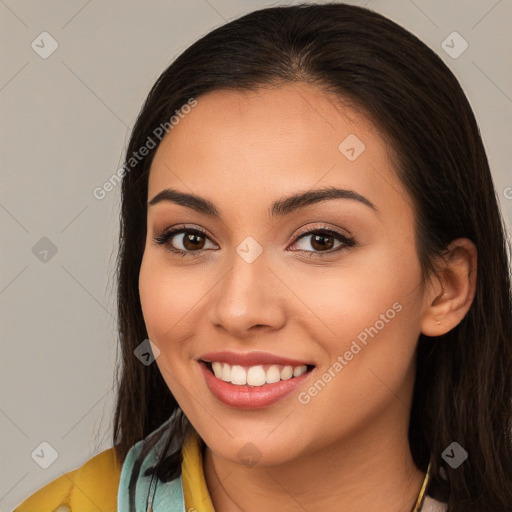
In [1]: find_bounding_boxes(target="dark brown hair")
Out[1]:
[112,3,512,510]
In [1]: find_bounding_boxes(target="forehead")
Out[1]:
[147,83,408,219]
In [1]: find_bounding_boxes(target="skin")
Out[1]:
[138,82,477,512]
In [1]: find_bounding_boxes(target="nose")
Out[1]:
[207,249,287,338]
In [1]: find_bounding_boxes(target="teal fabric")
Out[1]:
[117,412,186,512]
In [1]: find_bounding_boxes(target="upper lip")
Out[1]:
[199,351,314,367]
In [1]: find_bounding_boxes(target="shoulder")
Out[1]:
[13,447,121,512]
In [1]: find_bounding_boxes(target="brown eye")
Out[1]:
[309,233,336,251]
[181,232,206,251]
[153,227,217,257]
[290,228,356,257]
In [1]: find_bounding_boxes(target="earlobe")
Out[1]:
[420,238,477,337]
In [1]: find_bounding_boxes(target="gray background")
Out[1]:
[1,0,511,509]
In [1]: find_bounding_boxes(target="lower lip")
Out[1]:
[198,361,315,410]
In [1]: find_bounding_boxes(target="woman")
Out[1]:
[14,3,512,512]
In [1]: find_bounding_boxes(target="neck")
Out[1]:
[203,403,426,512]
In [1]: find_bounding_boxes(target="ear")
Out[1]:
[420,238,477,337]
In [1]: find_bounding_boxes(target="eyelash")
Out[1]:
[153,224,356,259]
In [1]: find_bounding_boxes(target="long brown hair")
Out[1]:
[112,3,512,510]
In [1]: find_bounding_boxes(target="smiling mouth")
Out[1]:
[200,360,316,387]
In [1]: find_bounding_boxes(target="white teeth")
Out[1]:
[212,361,222,375]
[221,362,231,382]
[266,365,281,383]
[280,366,294,380]
[247,365,267,386]
[212,361,233,382]
[208,361,310,387]
[293,366,307,377]
[231,365,247,385]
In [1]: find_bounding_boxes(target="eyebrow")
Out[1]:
[147,186,379,218]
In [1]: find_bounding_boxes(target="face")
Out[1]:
[139,83,428,466]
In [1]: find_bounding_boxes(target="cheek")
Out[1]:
[300,240,422,338]
[297,240,423,403]
[138,254,201,396]
[138,253,195,347]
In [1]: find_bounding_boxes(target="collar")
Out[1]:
[181,428,215,512]
[117,413,185,512]
[117,414,214,512]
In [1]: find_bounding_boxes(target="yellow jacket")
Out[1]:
[13,428,215,512]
